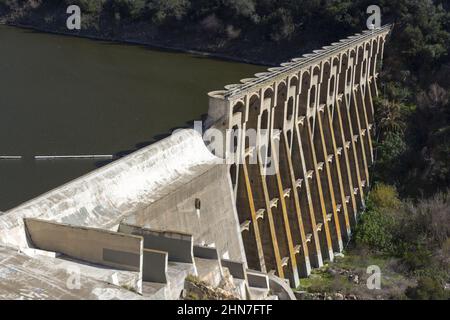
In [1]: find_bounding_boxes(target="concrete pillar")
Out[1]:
[333,96,359,226]
[350,49,371,191]
[277,131,312,277]
[341,53,365,210]
[300,70,334,262]
[271,79,311,279]
[314,64,344,253]
[263,86,300,287]
[292,121,323,268]
[317,59,352,242]
[236,160,266,271]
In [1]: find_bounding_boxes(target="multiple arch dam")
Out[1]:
[207,25,391,287]
[0,26,391,299]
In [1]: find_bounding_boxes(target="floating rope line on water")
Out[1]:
[0,155,114,160]
[34,155,114,160]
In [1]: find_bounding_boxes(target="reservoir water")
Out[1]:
[0,25,264,211]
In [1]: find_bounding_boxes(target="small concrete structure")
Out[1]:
[221,259,246,280]
[25,218,143,272]
[143,249,168,284]
[119,223,194,264]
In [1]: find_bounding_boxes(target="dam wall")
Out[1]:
[207,25,391,287]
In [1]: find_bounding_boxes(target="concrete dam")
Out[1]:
[0,25,391,299]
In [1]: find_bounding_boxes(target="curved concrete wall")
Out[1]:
[0,129,221,249]
[123,165,247,263]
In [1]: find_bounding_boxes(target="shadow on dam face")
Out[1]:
[0,25,265,211]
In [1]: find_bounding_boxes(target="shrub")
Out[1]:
[400,244,433,272]
[370,184,402,213]
[64,0,104,14]
[107,0,147,19]
[355,206,396,253]
[354,184,403,253]
[405,276,448,300]
[374,131,407,185]
[147,0,190,25]
[400,193,450,247]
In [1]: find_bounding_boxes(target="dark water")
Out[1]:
[0,25,264,211]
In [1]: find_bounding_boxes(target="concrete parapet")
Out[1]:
[143,249,168,284]
[193,245,219,260]
[221,259,246,280]
[267,274,296,300]
[119,223,194,264]
[246,269,269,290]
[24,218,143,272]
[193,246,223,287]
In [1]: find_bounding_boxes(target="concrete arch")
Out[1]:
[232,101,246,127]
[272,82,287,130]
[312,65,322,78]
[286,96,295,122]
[320,62,332,105]
[289,75,299,83]
[233,100,245,115]
[309,85,317,110]
[297,70,311,120]
[263,87,275,111]
[276,78,287,87]
[263,86,274,97]
[288,74,299,86]
[357,46,364,61]
[302,70,311,87]
[371,39,378,55]
[277,82,288,107]
[286,77,300,128]
[349,48,357,63]
[247,93,262,129]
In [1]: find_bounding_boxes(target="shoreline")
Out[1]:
[1,22,274,67]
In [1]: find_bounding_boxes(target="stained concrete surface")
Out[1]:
[0,246,142,300]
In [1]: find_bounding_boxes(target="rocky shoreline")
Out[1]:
[0,3,283,67]
[0,2,333,67]
[0,21,273,67]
